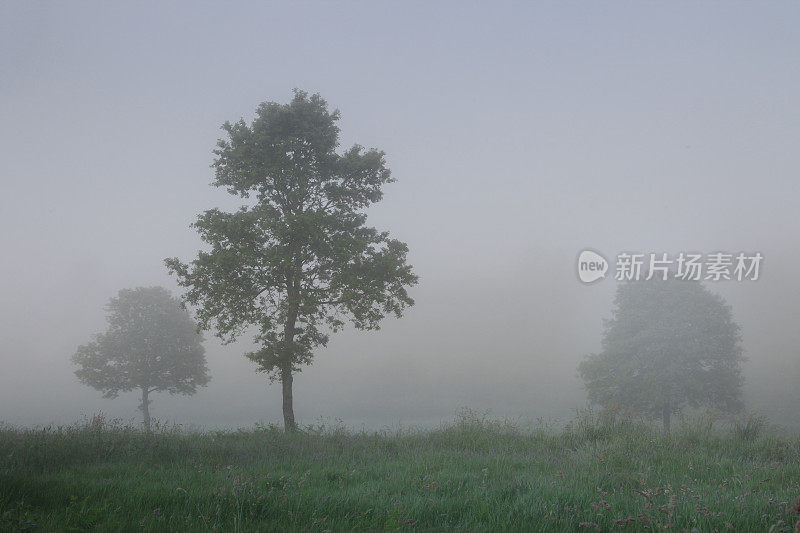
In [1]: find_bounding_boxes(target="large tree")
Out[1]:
[166,90,417,431]
[72,286,209,431]
[578,279,744,431]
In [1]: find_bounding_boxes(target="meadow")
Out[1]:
[1,409,798,532]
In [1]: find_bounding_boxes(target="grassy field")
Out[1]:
[1,409,798,532]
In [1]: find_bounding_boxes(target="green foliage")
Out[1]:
[579,279,744,426]
[71,287,209,430]
[167,90,417,379]
[166,90,417,429]
[72,287,209,399]
[0,413,798,531]
[64,495,107,532]
[0,499,37,531]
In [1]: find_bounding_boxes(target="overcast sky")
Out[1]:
[1,2,798,429]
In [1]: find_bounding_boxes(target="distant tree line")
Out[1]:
[72,91,745,434]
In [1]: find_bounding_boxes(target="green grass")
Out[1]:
[1,409,798,532]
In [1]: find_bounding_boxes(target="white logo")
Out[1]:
[578,250,608,283]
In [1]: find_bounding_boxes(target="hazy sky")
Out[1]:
[1,2,798,429]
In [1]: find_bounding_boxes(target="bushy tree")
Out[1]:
[72,286,209,431]
[166,90,417,431]
[578,279,744,431]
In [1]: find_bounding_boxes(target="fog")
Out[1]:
[1,2,798,430]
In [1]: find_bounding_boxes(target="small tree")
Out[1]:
[166,90,417,431]
[72,286,210,431]
[578,279,744,431]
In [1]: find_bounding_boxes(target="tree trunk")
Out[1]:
[140,387,151,433]
[281,258,302,432]
[661,401,671,433]
[281,366,296,431]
